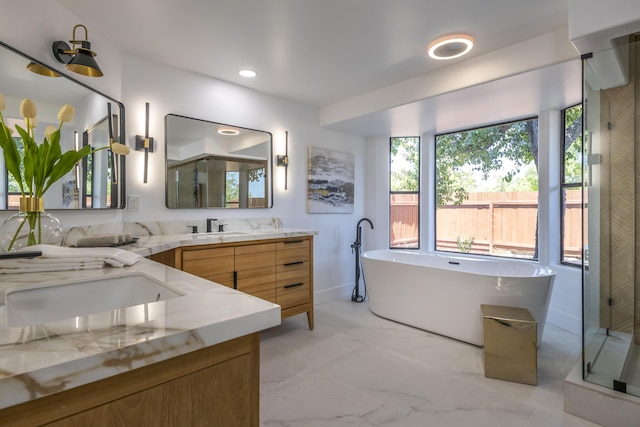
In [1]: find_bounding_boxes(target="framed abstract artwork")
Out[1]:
[307,147,354,213]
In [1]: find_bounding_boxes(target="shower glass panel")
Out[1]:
[582,35,639,398]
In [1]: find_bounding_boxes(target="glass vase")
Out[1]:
[0,197,63,253]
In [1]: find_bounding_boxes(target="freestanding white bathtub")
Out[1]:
[361,250,556,346]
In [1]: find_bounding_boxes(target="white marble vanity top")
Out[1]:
[0,226,321,411]
[127,227,318,257]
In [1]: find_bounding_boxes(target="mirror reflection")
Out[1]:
[165,114,272,209]
[0,41,126,210]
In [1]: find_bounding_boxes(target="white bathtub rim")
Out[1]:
[362,249,557,278]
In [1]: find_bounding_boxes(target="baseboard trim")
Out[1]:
[314,283,353,305]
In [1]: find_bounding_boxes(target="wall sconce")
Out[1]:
[276,131,289,190]
[52,24,103,77]
[135,102,154,184]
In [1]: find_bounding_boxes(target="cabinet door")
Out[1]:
[182,247,235,288]
[235,243,276,301]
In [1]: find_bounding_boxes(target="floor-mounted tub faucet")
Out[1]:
[351,218,374,302]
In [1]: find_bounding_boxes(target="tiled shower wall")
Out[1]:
[599,36,638,338]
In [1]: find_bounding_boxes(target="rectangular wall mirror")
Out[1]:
[0,41,126,210]
[165,114,273,209]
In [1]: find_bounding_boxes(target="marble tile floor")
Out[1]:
[259,298,600,427]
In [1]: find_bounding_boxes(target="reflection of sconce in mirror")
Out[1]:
[107,103,118,184]
[51,24,103,77]
[26,61,61,77]
[135,102,154,184]
[276,131,289,190]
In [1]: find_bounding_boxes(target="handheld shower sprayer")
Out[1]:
[351,217,374,302]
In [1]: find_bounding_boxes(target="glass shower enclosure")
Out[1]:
[582,34,640,397]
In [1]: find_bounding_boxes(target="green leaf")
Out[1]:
[0,124,24,194]
[42,145,92,194]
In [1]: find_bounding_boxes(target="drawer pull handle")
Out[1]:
[284,240,304,244]
[233,271,238,290]
[284,282,304,289]
[284,261,304,266]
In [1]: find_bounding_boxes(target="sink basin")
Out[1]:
[5,273,185,327]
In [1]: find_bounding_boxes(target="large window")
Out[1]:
[561,104,583,265]
[435,118,539,259]
[390,137,420,249]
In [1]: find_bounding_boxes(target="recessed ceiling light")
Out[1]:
[427,34,474,60]
[218,128,240,136]
[238,69,257,78]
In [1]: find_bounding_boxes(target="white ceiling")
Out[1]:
[57,0,582,136]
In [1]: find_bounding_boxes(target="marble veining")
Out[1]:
[0,257,281,410]
[260,299,598,427]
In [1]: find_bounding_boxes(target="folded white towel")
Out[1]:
[0,244,142,274]
[0,259,105,273]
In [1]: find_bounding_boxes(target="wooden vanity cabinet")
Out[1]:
[0,333,260,427]
[151,236,314,329]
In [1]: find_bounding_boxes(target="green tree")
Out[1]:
[390,137,419,191]
[436,119,538,207]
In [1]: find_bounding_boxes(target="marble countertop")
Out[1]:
[0,225,320,411]
[126,228,318,257]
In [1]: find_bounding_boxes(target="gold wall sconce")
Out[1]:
[51,24,103,77]
[135,102,154,184]
[276,131,289,190]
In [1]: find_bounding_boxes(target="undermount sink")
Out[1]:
[5,273,185,327]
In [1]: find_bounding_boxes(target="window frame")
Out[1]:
[560,103,583,267]
[433,116,540,260]
[389,136,420,250]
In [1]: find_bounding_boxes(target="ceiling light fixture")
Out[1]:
[427,34,474,60]
[238,69,257,78]
[52,24,103,77]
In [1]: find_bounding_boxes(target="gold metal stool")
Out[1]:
[481,304,537,386]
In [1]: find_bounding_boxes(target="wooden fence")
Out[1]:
[390,190,583,258]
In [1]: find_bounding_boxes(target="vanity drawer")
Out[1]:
[276,261,310,276]
[277,280,310,309]
[276,246,310,265]
[276,239,309,252]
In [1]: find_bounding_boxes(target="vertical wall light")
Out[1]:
[74,131,80,191]
[107,103,117,184]
[276,131,289,190]
[135,102,154,184]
